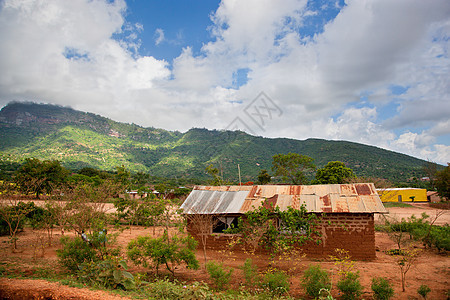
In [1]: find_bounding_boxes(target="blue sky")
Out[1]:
[0,0,449,164]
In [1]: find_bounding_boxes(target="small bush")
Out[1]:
[241,258,258,286]
[336,271,362,300]
[57,236,98,271]
[417,284,431,299]
[145,279,214,299]
[260,269,290,296]
[77,256,135,290]
[371,277,394,300]
[301,264,331,298]
[206,260,233,290]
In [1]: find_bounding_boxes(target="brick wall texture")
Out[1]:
[187,213,376,260]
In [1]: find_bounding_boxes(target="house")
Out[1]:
[377,188,428,202]
[181,183,387,260]
[427,191,442,203]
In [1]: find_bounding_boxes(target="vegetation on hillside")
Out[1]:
[0,102,439,185]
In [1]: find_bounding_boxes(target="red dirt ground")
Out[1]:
[0,203,448,299]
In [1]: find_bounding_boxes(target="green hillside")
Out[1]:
[0,102,430,183]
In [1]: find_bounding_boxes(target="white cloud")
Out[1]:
[0,0,449,165]
[154,28,165,45]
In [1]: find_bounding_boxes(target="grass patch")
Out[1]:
[382,202,413,208]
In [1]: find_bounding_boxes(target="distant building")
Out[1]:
[181,184,387,260]
[427,191,442,203]
[377,188,427,202]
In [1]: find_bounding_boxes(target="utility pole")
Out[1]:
[238,164,242,186]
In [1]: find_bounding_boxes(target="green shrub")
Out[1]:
[417,284,431,299]
[428,225,450,251]
[206,260,233,290]
[145,279,214,299]
[336,271,362,300]
[57,236,98,271]
[301,264,331,298]
[260,269,290,296]
[241,258,258,286]
[77,256,135,290]
[371,277,394,300]
[127,232,199,277]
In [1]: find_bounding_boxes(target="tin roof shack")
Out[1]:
[181,184,387,260]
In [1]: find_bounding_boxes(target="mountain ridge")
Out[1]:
[0,101,429,183]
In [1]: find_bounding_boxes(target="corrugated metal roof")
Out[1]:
[181,184,388,214]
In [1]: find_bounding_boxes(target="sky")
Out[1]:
[0,0,449,165]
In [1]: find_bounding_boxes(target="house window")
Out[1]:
[212,216,239,233]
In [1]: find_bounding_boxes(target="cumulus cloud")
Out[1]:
[0,0,449,164]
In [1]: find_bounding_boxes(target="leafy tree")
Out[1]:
[257,169,271,185]
[272,153,315,184]
[205,164,222,186]
[14,158,68,199]
[313,161,356,184]
[127,231,199,277]
[114,165,131,190]
[434,163,449,200]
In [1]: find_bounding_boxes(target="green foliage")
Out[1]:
[113,194,165,226]
[272,152,315,184]
[57,230,119,272]
[417,284,431,299]
[0,102,436,184]
[260,269,290,296]
[229,203,320,256]
[434,163,449,199]
[241,258,258,287]
[206,260,233,290]
[382,214,450,252]
[336,271,362,300]
[371,277,394,300]
[57,236,99,271]
[301,264,331,298]
[0,201,36,236]
[127,232,199,277]
[257,169,271,185]
[14,158,68,198]
[145,279,215,299]
[205,164,224,186]
[77,256,135,290]
[313,161,356,184]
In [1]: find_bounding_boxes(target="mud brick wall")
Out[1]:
[187,213,376,260]
[300,213,376,260]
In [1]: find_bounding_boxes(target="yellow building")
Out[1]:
[377,188,428,202]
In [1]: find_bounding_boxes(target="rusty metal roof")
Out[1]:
[181,183,388,214]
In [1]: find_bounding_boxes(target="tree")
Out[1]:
[272,153,315,185]
[257,169,271,185]
[14,158,68,199]
[127,231,199,277]
[205,164,222,186]
[397,248,421,292]
[434,163,449,200]
[314,161,356,184]
[0,180,41,251]
[186,212,220,266]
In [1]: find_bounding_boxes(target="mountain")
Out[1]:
[0,102,429,183]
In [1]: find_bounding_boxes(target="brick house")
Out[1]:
[181,184,387,260]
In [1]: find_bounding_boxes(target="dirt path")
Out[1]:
[0,278,132,300]
[375,202,450,225]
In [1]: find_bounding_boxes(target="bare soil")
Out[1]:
[0,202,448,299]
